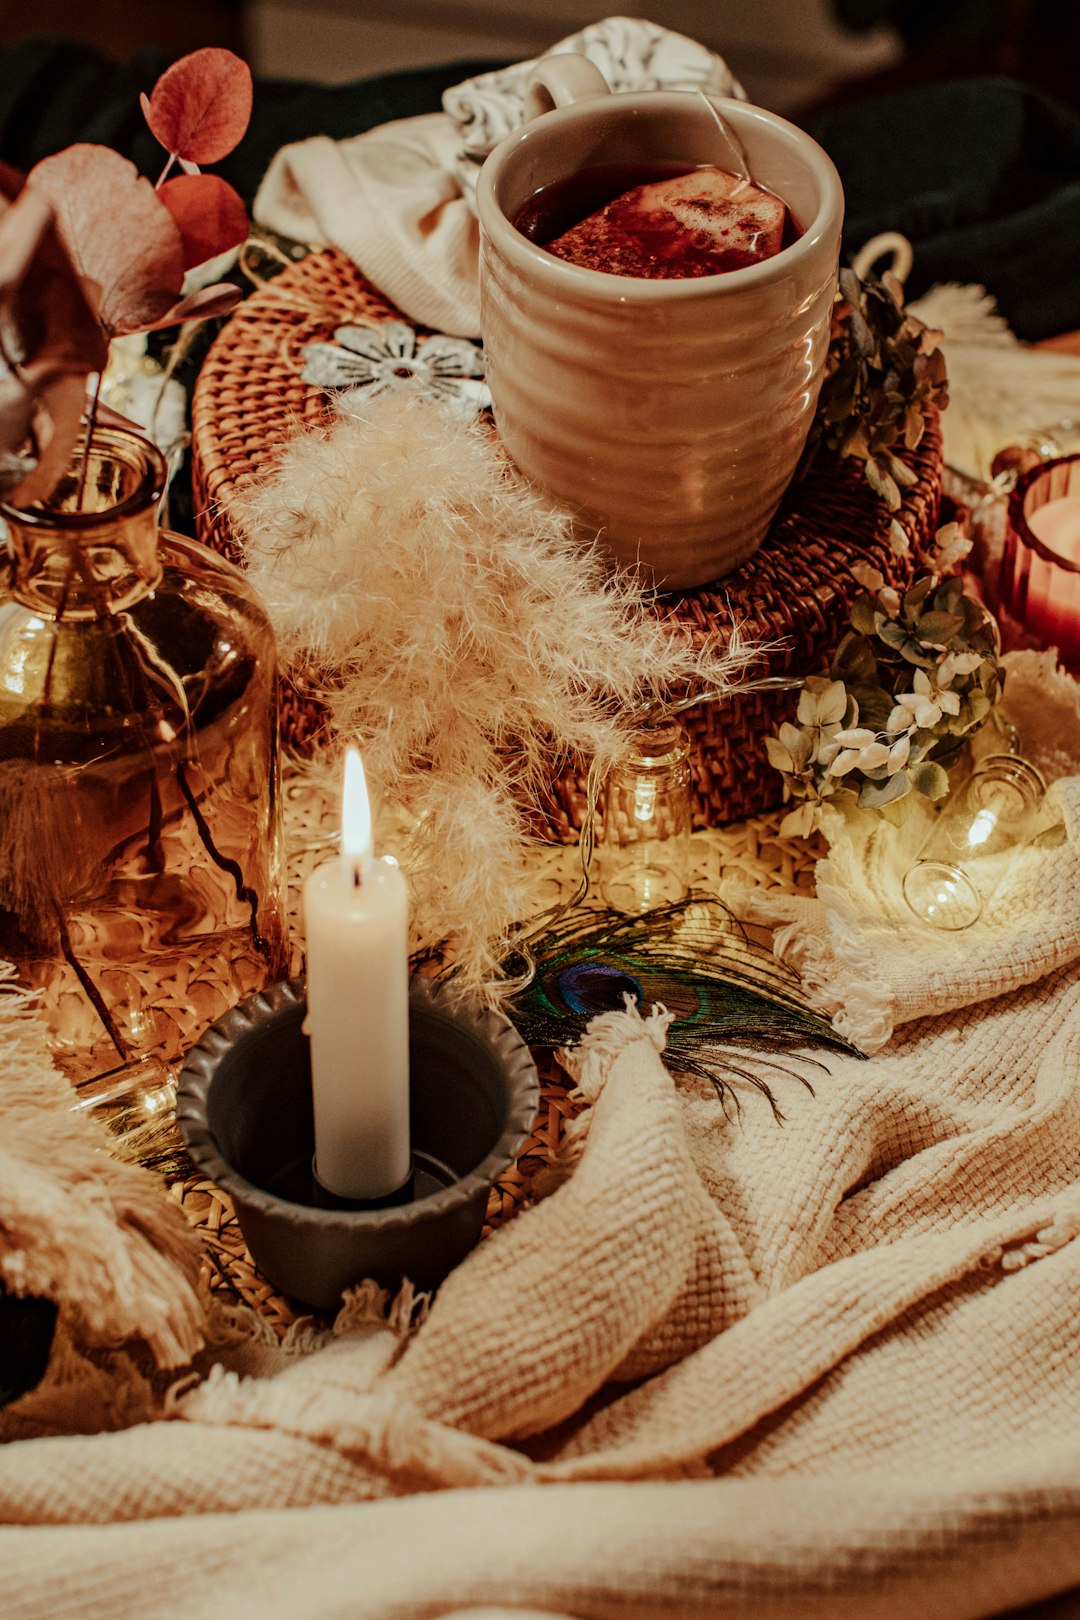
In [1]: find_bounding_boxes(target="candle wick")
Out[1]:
[352,860,363,889]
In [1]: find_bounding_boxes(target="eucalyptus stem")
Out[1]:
[74,371,104,512]
[33,560,75,764]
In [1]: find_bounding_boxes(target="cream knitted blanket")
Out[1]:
[2,660,1080,1617]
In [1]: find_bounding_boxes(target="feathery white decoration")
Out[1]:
[910,282,1080,480]
[0,964,204,1384]
[233,389,754,985]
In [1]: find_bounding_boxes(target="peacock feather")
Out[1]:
[503,896,864,1118]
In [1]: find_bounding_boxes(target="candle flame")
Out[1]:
[341,747,373,868]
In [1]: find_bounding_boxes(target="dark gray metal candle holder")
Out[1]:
[177,975,539,1310]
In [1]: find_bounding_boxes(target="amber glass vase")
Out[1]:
[0,426,287,1082]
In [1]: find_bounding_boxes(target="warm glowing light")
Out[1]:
[965,807,998,849]
[634,779,658,823]
[341,747,373,867]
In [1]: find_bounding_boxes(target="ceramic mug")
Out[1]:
[476,57,844,590]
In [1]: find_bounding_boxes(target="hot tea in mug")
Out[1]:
[476,55,844,586]
[513,162,803,279]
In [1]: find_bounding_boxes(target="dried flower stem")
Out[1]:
[73,371,104,512]
[176,761,273,964]
[54,903,131,1061]
[236,389,758,988]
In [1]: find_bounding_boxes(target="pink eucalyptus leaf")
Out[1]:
[0,369,34,451]
[27,145,184,337]
[0,185,52,299]
[93,400,146,434]
[133,281,241,334]
[0,177,104,504]
[0,191,108,375]
[6,369,90,507]
[159,173,248,270]
[143,48,253,166]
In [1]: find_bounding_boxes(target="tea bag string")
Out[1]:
[697,91,752,187]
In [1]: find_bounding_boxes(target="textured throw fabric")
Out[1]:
[1,657,1080,1615]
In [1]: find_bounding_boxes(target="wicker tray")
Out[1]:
[192,248,942,837]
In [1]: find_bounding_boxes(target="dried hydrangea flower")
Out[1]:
[765,523,1003,835]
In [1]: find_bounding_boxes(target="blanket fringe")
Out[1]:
[0,1334,162,1440]
[0,962,206,1371]
[178,1369,531,1489]
[813,875,895,1052]
[999,1208,1080,1272]
[538,999,675,1192]
[751,881,895,1054]
[205,1298,284,1352]
[163,1281,433,1416]
[332,1278,431,1341]
[560,998,673,1104]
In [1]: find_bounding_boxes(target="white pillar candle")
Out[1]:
[303,749,411,1200]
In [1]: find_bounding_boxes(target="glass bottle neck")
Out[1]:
[972,753,1046,813]
[621,718,692,772]
[2,427,165,619]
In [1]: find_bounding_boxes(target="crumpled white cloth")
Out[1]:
[254,15,745,337]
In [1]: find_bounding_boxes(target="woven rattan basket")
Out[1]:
[192,249,942,838]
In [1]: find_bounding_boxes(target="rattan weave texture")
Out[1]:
[192,249,942,836]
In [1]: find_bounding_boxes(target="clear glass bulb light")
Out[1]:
[902,754,1046,930]
[597,718,693,914]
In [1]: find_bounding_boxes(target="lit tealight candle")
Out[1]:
[1027,495,1080,563]
[303,748,411,1201]
[1003,457,1080,670]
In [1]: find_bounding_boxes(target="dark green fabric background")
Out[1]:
[4,38,1080,340]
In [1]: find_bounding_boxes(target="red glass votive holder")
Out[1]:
[1001,454,1080,669]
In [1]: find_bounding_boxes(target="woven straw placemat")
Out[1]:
[176,771,820,1334]
[191,248,943,834]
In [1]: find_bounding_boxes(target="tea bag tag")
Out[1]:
[697,90,752,186]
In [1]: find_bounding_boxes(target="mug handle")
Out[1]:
[523,54,611,123]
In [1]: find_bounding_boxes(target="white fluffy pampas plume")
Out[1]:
[0,964,204,1439]
[909,282,1080,480]
[234,388,752,985]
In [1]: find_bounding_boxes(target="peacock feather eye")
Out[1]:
[557,960,644,1017]
[504,896,865,1118]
